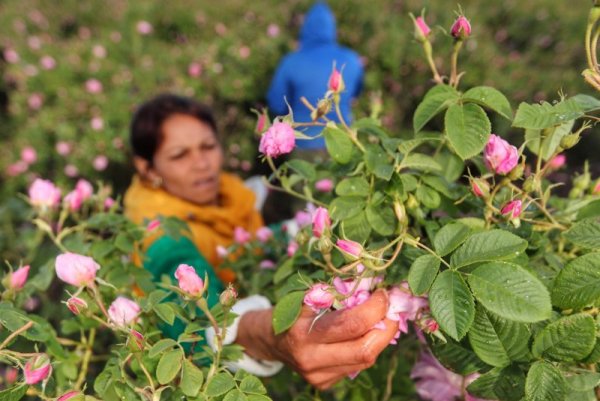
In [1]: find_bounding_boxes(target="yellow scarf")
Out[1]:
[123,172,264,283]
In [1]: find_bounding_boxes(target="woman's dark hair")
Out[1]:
[130,94,218,163]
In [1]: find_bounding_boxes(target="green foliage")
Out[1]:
[429,270,474,341]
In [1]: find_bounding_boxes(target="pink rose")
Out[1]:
[258,122,296,158]
[146,219,160,231]
[234,226,251,244]
[28,93,44,110]
[9,265,30,290]
[75,179,93,200]
[108,296,141,327]
[21,147,37,164]
[66,296,88,315]
[315,178,334,192]
[451,16,471,39]
[3,48,19,63]
[24,354,52,384]
[312,207,331,238]
[548,154,566,169]
[337,239,363,258]
[92,45,107,58]
[40,55,56,70]
[57,391,81,401]
[56,141,72,156]
[267,23,280,37]
[593,180,600,195]
[6,161,28,176]
[188,62,202,78]
[55,252,100,287]
[90,116,104,131]
[64,190,83,211]
[64,164,79,177]
[483,134,519,175]
[501,199,522,219]
[239,46,251,59]
[414,16,431,39]
[104,197,116,210]
[304,283,335,312]
[216,245,229,258]
[28,178,61,209]
[174,264,204,296]
[287,240,299,257]
[85,78,103,94]
[259,260,276,270]
[255,226,273,243]
[295,210,312,227]
[136,20,153,35]
[333,276,382,309]
[387,283,429,335]
[93,155,108,171]
[128,329,145,352]
[328,68,344,93]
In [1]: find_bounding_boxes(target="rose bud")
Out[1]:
[501,200,523,219]
[328,67,345,93]
[66,296,88,315]
[7,265,30,291]
[470,177,490,198]
[146,219,160,231]
[483,134,519,175]
[55,253,100,287]
[127,329,145,353]
[451,15,471,39]
[108,296,141,328]
[287,240,299,257]
[219,285,238,308]
[233,227,251,244]
[174,264,204,297]
[413,16,431,42]
[315,179,334,192]
[312,207,331,238]
[255,227,273,243]
[336,239,363,258]
[24,354,52,384]
[304,283,335,313]
[258,122,296,158]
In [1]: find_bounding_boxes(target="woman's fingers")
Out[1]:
[309,289,389,343]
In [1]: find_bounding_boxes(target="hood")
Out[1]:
[299,2,337,46]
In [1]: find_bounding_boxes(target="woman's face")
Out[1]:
[149,113,224,205]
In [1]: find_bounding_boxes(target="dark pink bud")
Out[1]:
[328,68,345,93]
[451,16,471,39]
[501,200,523,219]
[414,16,431,40]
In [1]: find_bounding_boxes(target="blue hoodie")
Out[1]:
[267,2,364,150]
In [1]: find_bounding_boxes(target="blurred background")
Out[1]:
[0,0,597,227]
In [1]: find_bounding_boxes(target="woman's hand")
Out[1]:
[236,289,398,389]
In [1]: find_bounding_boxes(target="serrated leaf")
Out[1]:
[413,85,460,132]
[450,229,527,268]
[408,255,440,295]
[468,262,552,323]
[335,177,370,197]
[401,153,442,172]
[272,291,304,335]
[466,366,526,400]
[240,376,267,395]
[525,121,573,160]
[206,372,235,397]
[329,196,365,220]
[429,270,474,341]
[551,252,600,309]
[513,99,583,129]
[397,132,442,154]
[463,86,512,119]
[572,93,600,112]
[180,359,204,397]
[532,314,596,361]
[525,361,566,401]
[429,338,488,375]
[416,185,441,209]
[323,125,354,164]
[565,371,600,391]
[156,348,183,385]
[563,217,600,249]
[445,103,491,160]
[149,338,178,358]
[341,211,372,243]
[0,385,27,401]
[286,159,316,181]
[468,305,531,367]
[223,389,247,401]
[364,144,394,180]
[365,204,395,236]
[421,175,456,199]
[433,223,471,257]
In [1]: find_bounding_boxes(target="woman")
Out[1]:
[124,94,397,389]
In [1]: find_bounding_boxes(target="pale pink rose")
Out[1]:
[295,210,312,227]
[174,264,204,296]
[24,354,52,384]
[27,35,41,50]
[57,391,81,401]
[415,16,431,38]
[66,296,87,315]
[28,93,44,110]
[387,283,429,335]
[501,199,522,219]
[64,190,84,211]
[108,296,140,327]
[188,62,202,77]
[21,147,37,164]
[85,78,103,94]
[483,134,519,175]
[451,16,471,39]
[259,260,276,270]
[90,116,104,131]
[337,239,363,257]
[55,252,100,287]
[312,207,331,238]
[6,161,28,176]
[40,55,56,70]
[216,245,229,258]
[136,20,153,35]
[93,155,108,171]
[258,122,296,158]
[315,178,334,192]
[28,178,61,209]
[3,48,19,63]
[256,226,273,243]
[9,265,30,290]
[548,154,566,169]
[64,164,79,177]
[56,141,72,156]
[92,44,107,58]
[146,219,160,231]
[333,276,382,309]
[287,240,299,257]
[304,283,335,312]
[239,46,251,59]
[75,179,93,200]
[328,68,344,93]
[267,23,280,37]
[234,226,251,244]
[104,197,115,210]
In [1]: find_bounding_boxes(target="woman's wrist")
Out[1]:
[236,309,278,362]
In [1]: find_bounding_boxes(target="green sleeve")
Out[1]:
[144,235,224,348]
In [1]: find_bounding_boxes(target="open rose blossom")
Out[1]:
[233,226,251,244]
[24,354,52,384]
[451,15,471,39]
[333,276,382,309]
[108,296,140,327]
[483,134,519,175]
[174,264,204,296]
[255,226,273,243]
[258,121,296,158]
[9,265,30,290]
[501,199,523,219]
[55,253,100,287]
[21,147,37,164]
[28,178,62,209]
[387,283,429,336]
[312,207,331,238]
[304,283,335,312]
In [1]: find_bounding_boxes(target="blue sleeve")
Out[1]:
[267,57,292,116]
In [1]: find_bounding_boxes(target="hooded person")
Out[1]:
[267,2,364,150]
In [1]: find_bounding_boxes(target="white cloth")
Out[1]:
[205,295,284,377]
[243,176,269,211]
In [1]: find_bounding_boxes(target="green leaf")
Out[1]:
[552,252,600,309]
[408,255,440,295]
[335,177,370,197]
[433,223,471,257]
[583,339,600,364]
[364,144,394,180]
[572,93,600,112]
[416,185,441,209]
[565,371,600,391]
[273,258,294,285]
[180,359,204,397]
[563,217,600,249]
[467,366,526,401]
[513,99,583,129]
[154,303,176,325]
[398,132,442,154]
[329,196,365,220]
[149,338,178,358]
[365,204,395,236]
[525,121,573,160]
[444,103,491,160]
[421,175,456,199]
[0,385,27,401]
[401,153,442,172]
[525,361,566,401]
[532,314,596,361]
[468,262,552,322]
[156,348,183,385]
[577,199,600,220]
[341,211,372,244]
[272,291,304,335]
[430,337,488,375]
[114,232,134,253]
[468,305,531,367]
[413,85,460,132]
[429,270,474,341]
[450,229,528,269]
[462,86,512,119]
[246,395,271,401]
[206,372,236,397]
[240,376,267,395]
[286,159,316,181]
[223,389,248,401]
[323,125,354,164]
